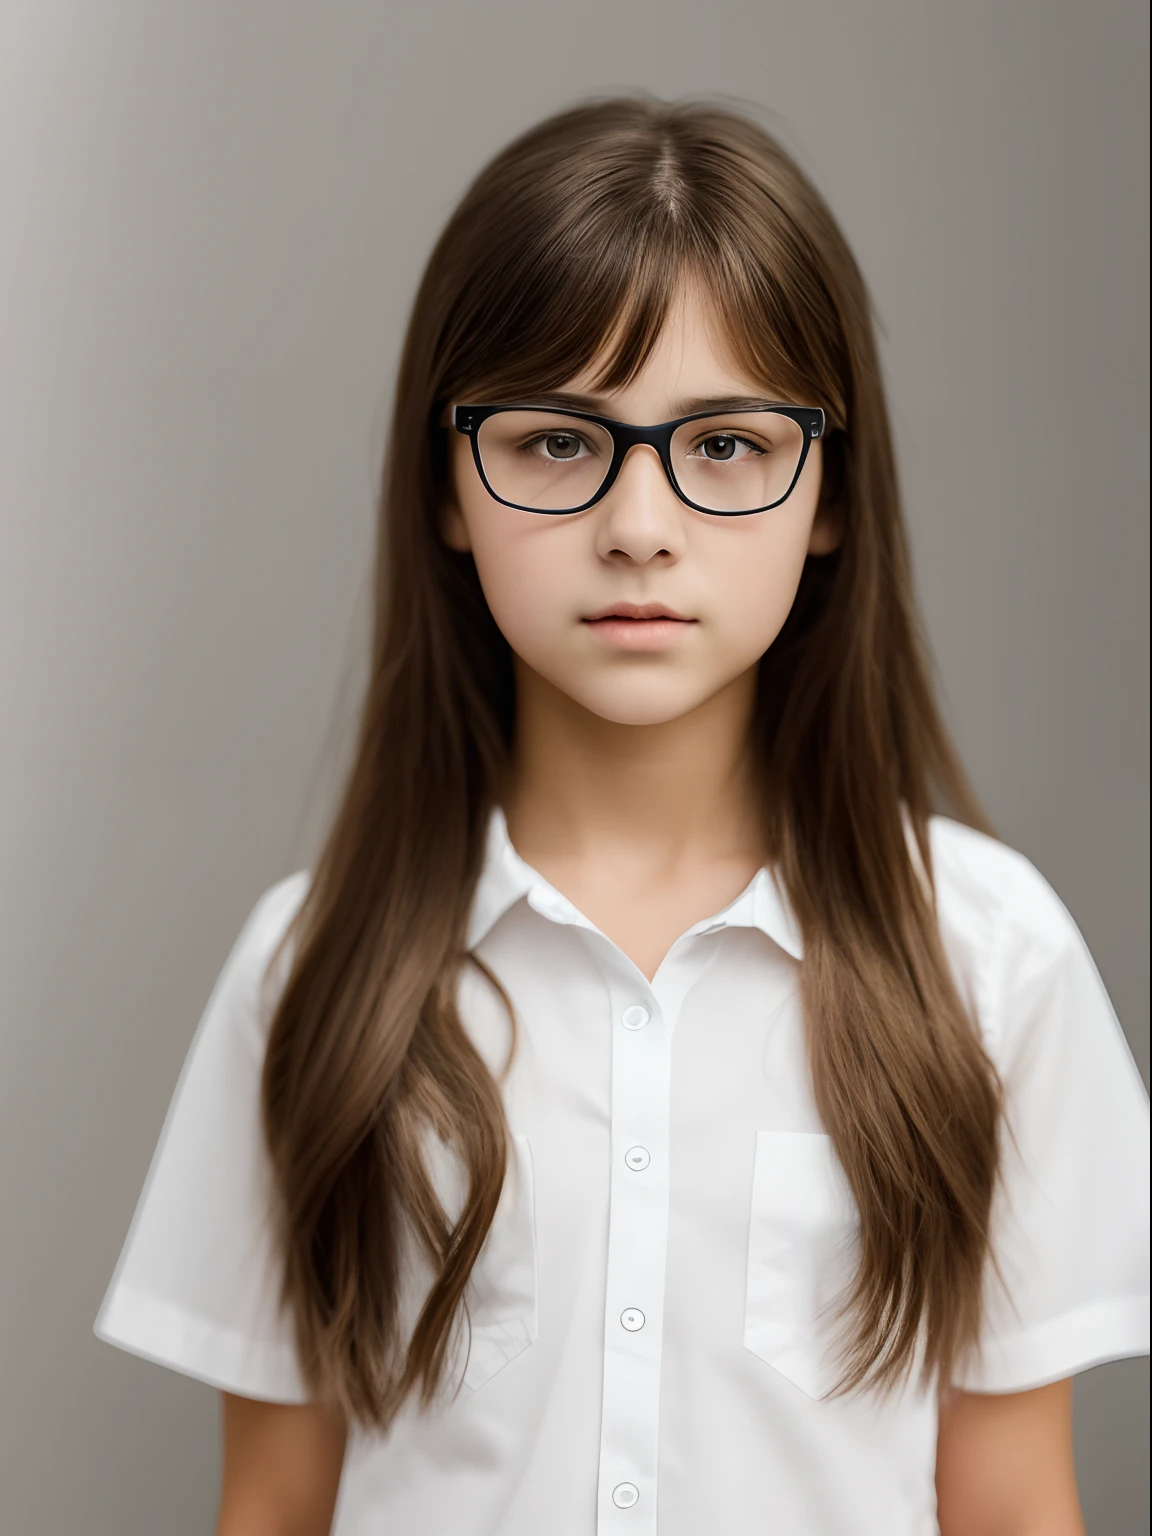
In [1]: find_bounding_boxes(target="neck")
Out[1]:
[500,658,767,871]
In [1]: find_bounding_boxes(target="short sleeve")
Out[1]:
[93,874,312,1403]
[953,860,1150,1392]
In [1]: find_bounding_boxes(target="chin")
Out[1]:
[570,680,712,728]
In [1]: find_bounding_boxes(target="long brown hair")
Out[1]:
[260,94,1003,1428]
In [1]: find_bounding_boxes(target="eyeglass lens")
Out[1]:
[473,410,806,513]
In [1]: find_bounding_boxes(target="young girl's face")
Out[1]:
[443,281,841,728]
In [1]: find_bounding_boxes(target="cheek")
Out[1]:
[696,516,814,657]
[465,512,574,654]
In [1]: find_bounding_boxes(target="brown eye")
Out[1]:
[701,435,737,461]
[544,433,581,460]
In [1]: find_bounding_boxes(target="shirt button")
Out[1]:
[625,1146,650,1171]
[612,1482,640,1508]
[620,1308,645,1331]
[620,1004,650,1030]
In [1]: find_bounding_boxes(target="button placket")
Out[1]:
[583,933,718,1533]
[596,987,669,1532]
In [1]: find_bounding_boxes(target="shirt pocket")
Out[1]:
[458,1133,539,1394]
[743,1130,861,1400]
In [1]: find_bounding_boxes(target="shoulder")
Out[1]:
[926,818,1098,1051]
[203,871,313,1051]
[928,816,1081,962]
[244,870,313,951]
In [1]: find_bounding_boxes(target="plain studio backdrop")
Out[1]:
[1,3,1147,1532]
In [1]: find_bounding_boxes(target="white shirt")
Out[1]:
[95,808,1150,1535]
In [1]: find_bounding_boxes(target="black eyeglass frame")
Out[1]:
[452,402,826,517]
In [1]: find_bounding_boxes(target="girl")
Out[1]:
[95,97,1149,1535]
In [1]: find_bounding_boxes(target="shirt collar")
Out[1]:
[465,803,804,960]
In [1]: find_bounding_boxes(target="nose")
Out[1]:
[593,444,686,564]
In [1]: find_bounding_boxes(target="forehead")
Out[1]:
[573,280,742,388]
[561,280,791,413]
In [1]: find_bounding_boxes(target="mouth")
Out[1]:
[582,602,694,622]
[581,602,697,651]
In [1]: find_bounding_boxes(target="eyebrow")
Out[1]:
[508,390,793,418]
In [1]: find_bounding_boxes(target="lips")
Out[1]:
[582,602,693,622]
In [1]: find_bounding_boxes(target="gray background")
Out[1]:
[1,2,1147,1531]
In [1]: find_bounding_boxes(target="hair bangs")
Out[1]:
[443,212,694,407]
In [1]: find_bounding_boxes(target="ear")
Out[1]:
[440,490,472,552]
[807,496,845,556]
[436,405,473,551]
[806,432,847,557]
[442,463,479,556]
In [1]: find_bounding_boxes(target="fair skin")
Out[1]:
[216,281,1085,1535]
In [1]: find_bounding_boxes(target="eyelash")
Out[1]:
[521,431,592,450]
[516,432,771,456]
[688,434,767,456]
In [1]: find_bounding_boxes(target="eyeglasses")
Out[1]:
[453,402,825,517]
